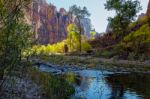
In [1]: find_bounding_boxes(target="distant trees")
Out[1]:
[105,0,141,40]
[90,31,96,40]
[69,5,90,52]
[0,0,32,82]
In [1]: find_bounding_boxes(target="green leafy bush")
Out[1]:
[116,24,150,59]
[128,52,137,61]
[128,16,148,29]
[28,67,75,99]
[95,50,116,58]
[81,42,92,52]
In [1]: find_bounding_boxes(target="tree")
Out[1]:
[69,5,90,52]
[90,30,96,40]
[0,0,32,84]
[66,24,80,52]
[105,0,141,40]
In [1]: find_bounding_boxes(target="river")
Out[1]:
[38,64,150,99]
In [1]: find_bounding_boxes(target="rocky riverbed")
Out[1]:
[32,57,150,75]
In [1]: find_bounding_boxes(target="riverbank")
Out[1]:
[0,62,74,99]
[1,56,150,99]
[31,55,150,73]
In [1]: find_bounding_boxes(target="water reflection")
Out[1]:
[105,73,150,99]
[38,64,150,99]
[66,70,150,99]
[70,70,112,99]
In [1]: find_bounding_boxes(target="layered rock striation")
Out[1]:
[25,0,73,44]
[25,0,92,44]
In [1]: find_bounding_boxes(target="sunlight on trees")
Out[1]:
[116,24,150,59]
[66,24,80,52]
[90,31,96,40]
[69,5,90,52]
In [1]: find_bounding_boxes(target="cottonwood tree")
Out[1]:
[69,5,90,52]
[67,24,80,52]
[105,0,141,40]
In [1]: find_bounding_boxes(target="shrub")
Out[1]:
[128,52,137,61]
[128,16,148,30]
[139,54,146,62]
[81,42,92,52]
[28,67,75,99]
[116,24,150,59]
[95,50,115,58]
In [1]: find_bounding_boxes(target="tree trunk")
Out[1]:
[77,17,82,52]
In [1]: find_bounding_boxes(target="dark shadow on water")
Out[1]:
[105,73,150,99]
[65,70,150,99]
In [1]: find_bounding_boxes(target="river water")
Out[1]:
[39,64,150,99]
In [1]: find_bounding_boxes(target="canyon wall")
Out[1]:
[25,0,91,44]
[25,0,73,44]
[147,0,150,18]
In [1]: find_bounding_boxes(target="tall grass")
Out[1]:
[27,66,75,99]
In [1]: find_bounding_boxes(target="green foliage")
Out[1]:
[95,50,116,58]
[66,24,80,52]
[124,24,150,52]
[69,5,90,52]
[128,52,137,61]
[24,37,91,57]
[65,72,76,84]
[81,42,92,52]
[23,41,66,56]
[28,67,75,99]
[90,31,96,40]
[66,24,91,52]
[69,5,90,18]
[128,16,148,29]
[116,24,150,58]
[105,0,141,39]
[0,0,33,79]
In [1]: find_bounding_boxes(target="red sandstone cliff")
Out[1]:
[25,0,73,44]
[147,0,150,18]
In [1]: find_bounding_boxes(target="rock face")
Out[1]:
[74,18,92,39]
[25,0,73,44]
[147,0,150,18]
[25,0,92,44]
[105,23,113,33]
[80,18,91,38]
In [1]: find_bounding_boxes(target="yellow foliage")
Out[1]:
[81,42,91,52]
[23,40,66,56]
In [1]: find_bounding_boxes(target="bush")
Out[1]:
[139,54,146,62]
[95,50,115,58]
[116,24,150,59]
[128,52,137,61]
[28,67,75,99]
[23,39,92,56]
[128,16,148,29]
[81,42,92,52]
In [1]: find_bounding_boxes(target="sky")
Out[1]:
[46,0,149,33]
